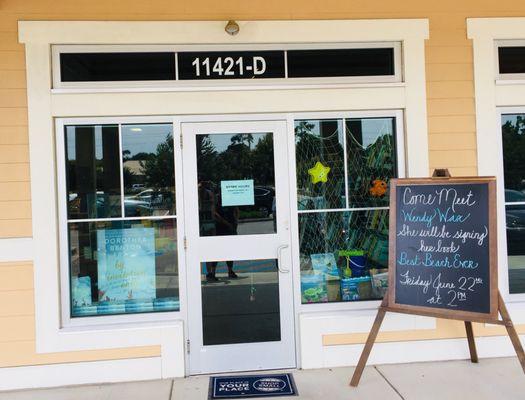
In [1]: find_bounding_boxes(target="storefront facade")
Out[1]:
[2,1,525,391]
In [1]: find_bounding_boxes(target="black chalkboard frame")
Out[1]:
[387,176,499,323]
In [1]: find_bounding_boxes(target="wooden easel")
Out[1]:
[350,291,525,386]
[350,169,525,387]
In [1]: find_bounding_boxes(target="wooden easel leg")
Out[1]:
[350,295,388,387]
[498,291,525,374]
[464,321,478,363]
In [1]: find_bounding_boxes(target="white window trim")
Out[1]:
[55,116,184,328]
[468,18,525,319]
[51,42,403,90]
[18,19,429,371]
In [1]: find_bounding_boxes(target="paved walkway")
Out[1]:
[2,357,525,400]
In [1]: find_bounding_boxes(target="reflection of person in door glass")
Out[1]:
[198,176,216,236]
[206,192,239,281]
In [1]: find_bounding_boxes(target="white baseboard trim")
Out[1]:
[320,335,525,369]
[0,357,161,392]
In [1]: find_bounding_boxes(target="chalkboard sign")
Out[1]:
[388,177,498,321]
[351,176,525,388]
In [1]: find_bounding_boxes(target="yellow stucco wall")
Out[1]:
[0,0,524,368]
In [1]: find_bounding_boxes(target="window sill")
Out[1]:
[61,310,183,329]
[50,81,406,95]
[58,317,184,334]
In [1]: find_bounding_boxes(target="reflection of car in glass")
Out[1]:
[297,194,327,210]
[131,183,146,192]
[133,189,166,206]
[505,190,525,255]
[96,194,151,217]
[506,189,525,203]
[68,192,151,217]
[253,186,275,216]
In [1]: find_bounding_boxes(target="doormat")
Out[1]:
[209,373,298,399]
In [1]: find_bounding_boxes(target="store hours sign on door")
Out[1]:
[388,178,498,319]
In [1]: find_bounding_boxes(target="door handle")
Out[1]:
[277,244,290,273]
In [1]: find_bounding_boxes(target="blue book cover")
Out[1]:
[310,253,339,277]
[97,227,156,302]
[71,276,92,307]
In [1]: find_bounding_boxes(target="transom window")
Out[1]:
[295,112,404,305]
[52,43,401,89]
[59,122,179,318]
[496,40,525,79]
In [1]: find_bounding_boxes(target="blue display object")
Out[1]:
[310,253,339,277]
[341,276,371,301]
[300,273,328,303]
[97,227,156,302]
[71,276,92,307]
[97,301,126,315]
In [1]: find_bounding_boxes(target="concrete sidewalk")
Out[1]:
[1,357,525,400]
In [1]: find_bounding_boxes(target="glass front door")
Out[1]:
[183,120,295,374]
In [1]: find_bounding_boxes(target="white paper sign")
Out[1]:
[221,179,255,206]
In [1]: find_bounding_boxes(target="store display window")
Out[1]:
[295,116,398,303]
[63,123,179,317]
[501,114,525,294]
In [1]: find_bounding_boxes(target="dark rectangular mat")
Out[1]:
[209,373,298,399]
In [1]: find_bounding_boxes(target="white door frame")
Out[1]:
[180,116,296,374]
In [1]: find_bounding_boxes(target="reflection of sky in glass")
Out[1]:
[122,124,172,157]
[205,132,268,152]
[66,125,105,161]
[295,119,343,142]
[66,124,172,161]
[360,118,394,147]
[295,118,393,148]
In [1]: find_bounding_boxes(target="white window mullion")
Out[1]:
[342,118,350,209]
[118,123,125,218]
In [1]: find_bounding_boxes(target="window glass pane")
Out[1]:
[60,52,176,82]
[197,132,276,236]
[287,48,395,78]
[299,210,389,304]
[502,114,525,194]
[68,218,179,317]
[201,258,280,345]
[346,117,397,208]
[506,204,525,294]
[122,124,176,217]
[498,47,525,75]
[65,125,121,219]
[502,114,525,294]
[295,119,345,210]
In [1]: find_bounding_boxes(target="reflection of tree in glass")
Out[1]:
[295,120,345,210]
[251,134,274,186]
[197,133,274,187]
[141,134,175,189]
[503,116,525,191]
[123,166,135,184]
[197,135,219,184]
[231,133,254,149]
[346,122,395,208]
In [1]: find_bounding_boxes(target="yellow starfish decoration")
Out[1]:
[308,161,331,184]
